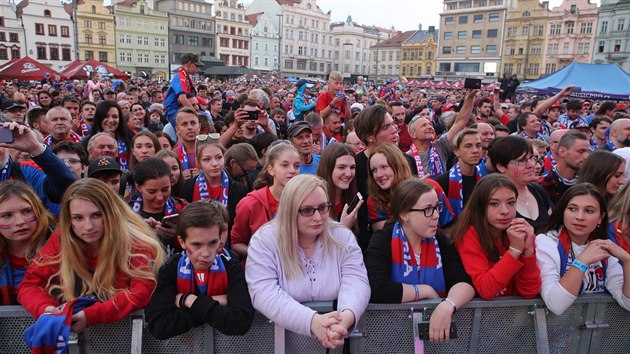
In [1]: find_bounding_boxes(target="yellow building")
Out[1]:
[76,0,116,63]
[401,26,438,79]
[501,0,549,80]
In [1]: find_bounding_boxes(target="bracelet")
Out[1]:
[571,259,588,273]
[329,103,335,109]
[508,246,523,255]
[179,292,191,309]
[413,285,420,301]
[29,143,47,158]
[442,298,457,313]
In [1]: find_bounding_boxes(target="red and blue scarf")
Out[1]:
[519,130,545,142]
[391,222,446,296]
[410,143,444,178]
[557,228,606,294]
[0,157,14,181]
[609,222,629,254]
[543,151,556,175]
[117,137,129,170]
[43,131,82,149]
[447,163,482,217]
[0,254,26,305]
[177,251,227,296]
[192,170,230,207]
[174,143,194,171]
[131,194,176,216]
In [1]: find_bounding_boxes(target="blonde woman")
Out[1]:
[18,179,165,333]
[246,175,370,350]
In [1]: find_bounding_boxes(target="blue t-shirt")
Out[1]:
[300,153,320,175]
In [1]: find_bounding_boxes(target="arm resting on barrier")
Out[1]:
[536,234,578,315]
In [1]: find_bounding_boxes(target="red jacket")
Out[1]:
[455,226,541,300]
[230,186,276,260]
[17,231,157,326]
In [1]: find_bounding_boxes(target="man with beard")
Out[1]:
[42,107,82,148]
[538,131,590,204]
[436,129,486,218]
[475,98,492,122]
[600,118,630,152]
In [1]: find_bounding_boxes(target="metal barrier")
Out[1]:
[1,294,628,354]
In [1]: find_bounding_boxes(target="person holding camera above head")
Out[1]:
[316,71,351,121]
[145,200,254,340]
[365,178,474,342]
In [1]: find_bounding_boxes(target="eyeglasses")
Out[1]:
[196,133,221,142]
[510,155,537,166]
[237,161,254,175]
[61,158,82,165]
[298,202,332,217]
[408,202,443,217]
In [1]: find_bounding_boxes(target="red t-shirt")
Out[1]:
[316,91,348,119]
[266,187,279,216]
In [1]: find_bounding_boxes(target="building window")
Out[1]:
[598,41,604,53]
[91,5,96,13]
[489,13,499,22]
[10,48,19,59]
[84,20,92,28]
[486,45,497,54]
[47,25,57,36]
[531,45,541,55]
[457,31,467,39]
[472,30,482,39]
[188,36,199,46]
[9,33,18,42]
[471,45,481,54]
[617,19,625,31]
[533,25,544,36]
[49,47,59,60]
[522,26,529,36]
[85,35,92,44]
[284,60,293,69]
[119,52,126,62]
[566,21,574,34]
[97,36,106,45]
[0,17,4,27]
[454,62,480,72]
[36,46,46,59]
[444,17,454,25]
[85,51,94,60]
[550,24,561,35]
[98,22,105,30]
[44,10,51,17]
[35,23,45,35]
[310,62,317,71]
[174,35,184,45]
[442,46,452,54]
[61,26,69,37]
[545,64,556,74]
[614,40,621,52]
[444,32,452,40]
[459,16,468,24]
[474,14,483,23]
[456,46,465,54]
[563,42,569,54]
[0,48,8,60]
[504,63,513,74]
[507,27,516,37]
[0,33,5,41]
[62,48,71,61]
[487,29,498,38]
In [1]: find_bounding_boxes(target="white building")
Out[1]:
[592,0,630,72]
[248,11,280,72]
[0,1,26,66]
[330,16,380,81]
[18,0,75,70]
[246,0,332,79]
[215,0,252,67]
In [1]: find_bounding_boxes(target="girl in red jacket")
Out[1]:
[451,174,541,300]
[0,181,53,305]
[18,179,165,333]
[231,143,300,263]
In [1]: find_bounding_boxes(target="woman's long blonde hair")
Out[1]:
[0,181,53,262]
[43,179,165,303]
[272,174,345,279]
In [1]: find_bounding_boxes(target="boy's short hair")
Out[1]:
[53,141,88,165]
[329,71,342,81]
[177,200,228,240]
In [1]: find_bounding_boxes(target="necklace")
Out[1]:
[518,193,529,207]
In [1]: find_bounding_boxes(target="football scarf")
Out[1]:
[117,137,129,170]
[131,194,176,216]
[447,163,481,217]
[0,157,13,181]
[192,170,230,207]
[410,143,444,178]
[609,222,629,254]
[177,251,227,297]
[557,228,606,294]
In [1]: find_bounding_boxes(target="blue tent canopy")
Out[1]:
[517,63,630,101]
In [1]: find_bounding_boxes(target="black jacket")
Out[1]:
[145,254,254,339]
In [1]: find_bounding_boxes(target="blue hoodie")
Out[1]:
[292,84,316,121]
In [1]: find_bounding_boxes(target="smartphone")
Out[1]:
[347,192,363,214]
[569,86,582,93]
[245,110,259,120]
[464,78,482,90]
[336,92,345,98]
[0,127,13,144]
[161,214,179,227]
[417,322,458,341]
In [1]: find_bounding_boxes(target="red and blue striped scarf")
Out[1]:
[43,131,82,149]
[543,151,556,175]
[410,142,444,178]
[192,170,230,207]
[177,251,227,296]
[391,222,446,296]
[609,222,629,254]
[447,163,482,217]
[117,136,129,170]
[174,143,194,171]
[131,194,176,216]
[557,228,606,294]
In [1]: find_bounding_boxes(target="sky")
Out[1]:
[240,0,601,32]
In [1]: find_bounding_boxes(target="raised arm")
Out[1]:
[446,89,476,144]
[533,85,574,118]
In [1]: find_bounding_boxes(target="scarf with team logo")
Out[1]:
[447,163,482,217]
[177,251,227,296]
[410,143,443,178]
[192,170,230,207]
[390,221,446,296]
[557,228,606,294]
[117,137,129,170]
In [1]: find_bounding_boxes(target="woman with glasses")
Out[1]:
[224,143,259,191]
[182,134,248,242]
[365,179,474,342]
[231,143,300,264]
[246,175,369,350]
[451,174,541,300]
[367,144,413,232]
[536,183,630,315]
[488,136,552,233]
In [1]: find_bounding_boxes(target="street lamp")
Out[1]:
[277,14,283,74]
[524,21,532,81]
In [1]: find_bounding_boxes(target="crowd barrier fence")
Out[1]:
[1,294,628,354]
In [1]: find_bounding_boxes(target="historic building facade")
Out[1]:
[215,0,252,67]
[370,30,413,84]
[77,0,115,63]
[0,2,25,65]
[401,26,439,79]
[330,16,380,81]
[592,0,630,72]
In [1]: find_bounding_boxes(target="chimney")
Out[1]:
[429,26,435,33]
[542,1,549,8]
[418,23,422,30]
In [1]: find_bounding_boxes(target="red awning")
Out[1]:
[58,59,130,80]
[0,56,63,81]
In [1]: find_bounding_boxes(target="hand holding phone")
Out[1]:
[347,192,363,215]
[161,214,179,227]
[0,127,14,144]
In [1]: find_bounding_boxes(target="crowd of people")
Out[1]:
[0,51,629,351]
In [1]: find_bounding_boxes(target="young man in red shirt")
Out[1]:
[316,71,351,121]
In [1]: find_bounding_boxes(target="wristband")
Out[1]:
[329,103,335,109]
[509,246,523,255]
[442,298,457,313]
[413,285,420,301]
[179,292,191,309]
[571,259,588,273]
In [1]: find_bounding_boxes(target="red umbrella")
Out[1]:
[58,60,83,77]
[419,79,434,88]
[451,80,464,89]
[407,79,420,87]
[0,56,63,81]
[434,80,451,89]
[61,59,130,80]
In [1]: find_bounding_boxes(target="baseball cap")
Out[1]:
[103,87,115,94]
[442,103,457,112]
[433,95,446,102]
[181,52,204,67]
[568,120,589,130]
[2,100,25,111]
[617,103,628,111]
[87,157,122,177]
[296,79,314,89]
[385,78,395,84]
[500,103,510,109]
[350,102,364,112]
[287,121,312,139]
[225,90,235,99]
